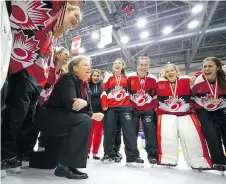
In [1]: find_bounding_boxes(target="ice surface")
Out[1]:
[1,148,225,184]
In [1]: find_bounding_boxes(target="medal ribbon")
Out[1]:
[203,75,219,99]
[138,74,147,91]
[169,80,178,98]
[115,74,121,87]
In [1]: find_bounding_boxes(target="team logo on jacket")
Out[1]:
[110,88,127,101]
[195,94,226,111]
[132,90,151,106]
[10,1,51,30]
[11,31,39,67]
[159,96,189,112]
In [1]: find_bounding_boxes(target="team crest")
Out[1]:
[133,90,150,106]
[199,94,225,110]
[159,97,188,112]
[111,88,126,101]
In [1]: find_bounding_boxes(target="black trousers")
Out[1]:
[1,80,9,126]
[1,73,39,158]
[114,120,122,153]
[133,110,157,158]
[30,136,66,169]
[195,108,226,165]
[215,109,226,152]
[102,118,122,153]
[58,114,91,168]
[103,109,139,161]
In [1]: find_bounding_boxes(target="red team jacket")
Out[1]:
[156,76,193,116]
[101,74,131,109]
[191,74,226,111]
[8,0,67,88]
[127,72,158,111]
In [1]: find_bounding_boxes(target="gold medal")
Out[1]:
[115,86,121,91]
[115,74,122,91]
[210,98,219,105]
[171,97,178,104]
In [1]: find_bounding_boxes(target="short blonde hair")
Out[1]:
[67,3,81,22]
[164,64,180,77]
[68,55,91,73]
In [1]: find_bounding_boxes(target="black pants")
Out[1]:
[30,136,65,169]
[1,73,39,158]
[133,110,157,158]
[114,121,122,153]
[103,109,139,161]
[215,109,226,152]
[195,108,226,165]
[57,114,91,168]
[1,80,9,126]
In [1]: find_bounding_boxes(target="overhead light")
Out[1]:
[98,43,104,49]
[191,4,204,14]
[137,19,147,28]
[140,31,149,39]
[79,47,85,53]
[188,20,199,29]
[121,36,129,44]
[92,32,99,40]
[162,26,173,35]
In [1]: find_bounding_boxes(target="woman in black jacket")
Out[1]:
[88,69,103,159]
[35,55,104,179]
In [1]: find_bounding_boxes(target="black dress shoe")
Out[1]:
[54,166,88,179]
[69,167,88,176]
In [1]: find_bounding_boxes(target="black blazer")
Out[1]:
[35,72,93,136]
[46,72,93,116]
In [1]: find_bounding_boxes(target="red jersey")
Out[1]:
[101,74,131,109]
[8,0,67,88]
[191,74,226,111]
[38,60,63,106]
[127,72,158,111]
[156,76,193,116]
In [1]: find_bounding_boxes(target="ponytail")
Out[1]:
[121,68,125,75]
[217,69,226,90]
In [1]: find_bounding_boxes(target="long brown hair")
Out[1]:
[203,57,226,90]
